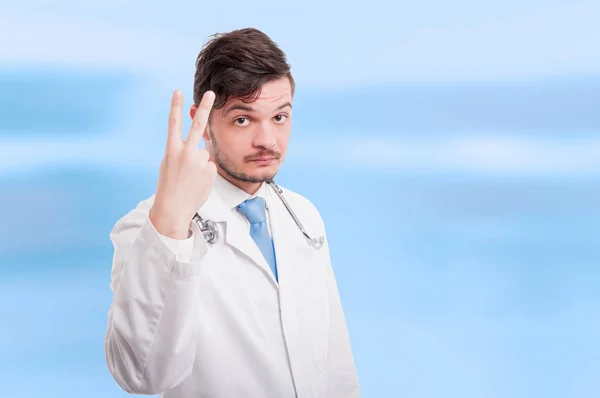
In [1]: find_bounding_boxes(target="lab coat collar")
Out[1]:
[194,173,267,223]
[213,172,269,211]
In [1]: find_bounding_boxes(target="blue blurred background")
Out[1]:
[1,1,599,397]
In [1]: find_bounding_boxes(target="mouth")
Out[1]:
[250,157,278,165]
[251,157,276,161]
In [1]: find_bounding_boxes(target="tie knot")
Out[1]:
[237,197,267,224]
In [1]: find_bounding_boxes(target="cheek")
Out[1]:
[220,136,251,159]
[278,132,291,149]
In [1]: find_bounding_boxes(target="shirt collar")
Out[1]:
[213,172,269,211]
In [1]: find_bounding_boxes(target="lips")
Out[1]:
[252,157,276,161]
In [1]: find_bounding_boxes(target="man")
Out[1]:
[104,28,360,398]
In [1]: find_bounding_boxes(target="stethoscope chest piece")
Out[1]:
[192,213,219,245]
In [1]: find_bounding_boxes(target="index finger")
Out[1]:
[187,90,216,148]
[166,89,183,151]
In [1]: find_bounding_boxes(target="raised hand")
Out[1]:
[149,90,217,240]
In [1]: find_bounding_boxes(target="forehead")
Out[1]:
[221,77,293,114]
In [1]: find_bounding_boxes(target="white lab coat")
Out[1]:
[104,175,360,398]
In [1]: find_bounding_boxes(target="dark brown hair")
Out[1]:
[193,28,295,110]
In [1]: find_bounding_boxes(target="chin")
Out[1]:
[250,165,279,181]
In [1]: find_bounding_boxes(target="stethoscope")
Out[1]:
[192,180,325,250]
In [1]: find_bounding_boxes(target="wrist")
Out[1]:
[149,207,190,240]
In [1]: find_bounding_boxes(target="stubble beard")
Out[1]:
[208,129,278,184]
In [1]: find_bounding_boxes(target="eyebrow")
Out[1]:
[224,101,292,116]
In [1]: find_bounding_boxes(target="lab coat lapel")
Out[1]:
[226,220,277,285]
[265,183,318,294]
[196,190,277,285]
[268,191,312,285]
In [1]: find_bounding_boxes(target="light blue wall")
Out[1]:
[1,2,599,396]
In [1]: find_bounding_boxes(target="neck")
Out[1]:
[218,169,262,195]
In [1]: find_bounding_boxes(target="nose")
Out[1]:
[253,123,276,149]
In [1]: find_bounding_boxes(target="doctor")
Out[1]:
[104,28,360,398]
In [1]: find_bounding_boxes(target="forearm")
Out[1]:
[105,214,207,395]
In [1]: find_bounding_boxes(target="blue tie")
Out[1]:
[237,197,278,282]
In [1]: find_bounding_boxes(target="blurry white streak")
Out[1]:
[0,134,164,175]
[333,135,600,175]
[1,133,599,176]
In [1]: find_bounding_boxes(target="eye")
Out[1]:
[274,114,288,124]
[233,117,250,126]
